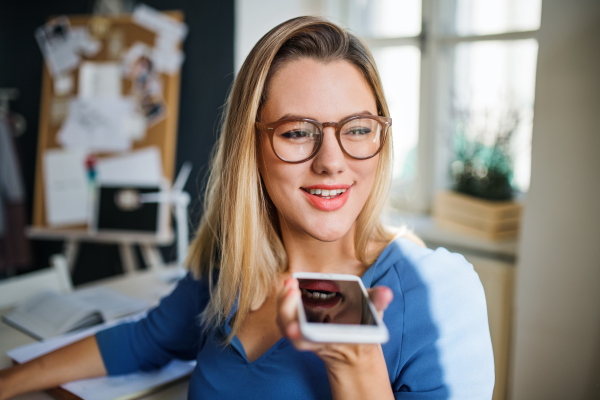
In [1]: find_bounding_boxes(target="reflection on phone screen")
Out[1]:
[298,279,376,325]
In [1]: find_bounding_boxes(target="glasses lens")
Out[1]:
[272,121,321,162]
[340,118,383,158]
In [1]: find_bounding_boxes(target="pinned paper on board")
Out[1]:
[57,97,139,152]
[133,4,188,42]
[35,17,101,78]
[43,149,89,226]
[78,62,122,98]
[132,4,187,75]
[32,10,185,230]
[95,146,164,186]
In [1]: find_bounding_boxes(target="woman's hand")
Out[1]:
[277,278,395,400]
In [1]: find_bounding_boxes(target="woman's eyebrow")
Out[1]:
[276,111,374,121]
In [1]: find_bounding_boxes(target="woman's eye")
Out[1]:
[282,130,313,139]
[345,127,371,135]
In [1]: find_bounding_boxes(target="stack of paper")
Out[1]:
[3,287,151,340]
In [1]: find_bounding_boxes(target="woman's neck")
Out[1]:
[279,219,367,277]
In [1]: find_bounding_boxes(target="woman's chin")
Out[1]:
[304,224,353,243]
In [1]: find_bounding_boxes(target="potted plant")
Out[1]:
[433,107,524,240]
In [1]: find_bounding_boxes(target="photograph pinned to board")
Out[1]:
[122,43,167,127]
[35,16,101,78]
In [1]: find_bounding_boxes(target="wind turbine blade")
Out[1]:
[172,162,193,193]
[140,192,172,203]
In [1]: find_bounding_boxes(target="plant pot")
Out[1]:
[432,190,522,240]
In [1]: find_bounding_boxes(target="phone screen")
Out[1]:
[298,279,376,325]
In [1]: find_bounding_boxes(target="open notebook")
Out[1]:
[7,313,196,400]
[2,287,151,340]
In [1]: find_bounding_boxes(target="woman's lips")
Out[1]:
[301,186,351,211]
[298,280,341,293]
[299,280,342,309]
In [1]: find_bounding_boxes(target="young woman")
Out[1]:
[0,17,494,400]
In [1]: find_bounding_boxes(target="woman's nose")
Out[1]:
[311,127,346,175]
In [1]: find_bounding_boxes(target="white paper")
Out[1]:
[34,18,101,77]
[152,45,185,75]
[79,62,122,98]
[57,98,136,152]
[3,291,100,340]
[7,312,195,400]
[71,26,102,57]
[54,73,74,96]
[63,359,195,400]
[35,26,80,77]
[122,40,182,76]
[69,287,151,321]
[132,4,188,43]
[43,149,89,226]
[96,146,163,186]
[131,5,187,75]
[123,111,147,140]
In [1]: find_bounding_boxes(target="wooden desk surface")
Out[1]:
[0,269,189,400]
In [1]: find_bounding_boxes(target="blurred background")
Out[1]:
[0,0,599,399]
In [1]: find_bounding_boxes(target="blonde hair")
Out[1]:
[187,16,414,342]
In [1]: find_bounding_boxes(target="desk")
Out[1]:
[0,270,189,400]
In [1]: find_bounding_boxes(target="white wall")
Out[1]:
[234,0,325,72]
[510,1,600,399]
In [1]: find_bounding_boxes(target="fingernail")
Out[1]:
[286,286,297,297]
[284,278,298,288]
[288,322,300,338]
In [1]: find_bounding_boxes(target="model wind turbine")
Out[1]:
[140,162,192,280]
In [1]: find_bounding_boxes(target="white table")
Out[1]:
[0,270,189,400]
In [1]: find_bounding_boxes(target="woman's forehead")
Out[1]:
[261,58,377,122]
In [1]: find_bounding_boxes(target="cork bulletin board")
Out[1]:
[32,11,183,228]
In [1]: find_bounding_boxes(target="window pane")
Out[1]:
[372,46,421,186]
[349,0,421,38]
[452,39,538,192]
[455,0,542,36]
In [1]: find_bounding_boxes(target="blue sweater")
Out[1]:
[96,238,495,399]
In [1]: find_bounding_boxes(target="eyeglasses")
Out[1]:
[255,115,391,164]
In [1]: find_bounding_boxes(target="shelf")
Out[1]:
[383,210,518,262]
[27,226,174,245]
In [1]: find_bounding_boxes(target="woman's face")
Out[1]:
[258,58,380,242]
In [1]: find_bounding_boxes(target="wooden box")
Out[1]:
[432,190,522,240]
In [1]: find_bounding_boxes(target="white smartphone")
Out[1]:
[292,272,389,344]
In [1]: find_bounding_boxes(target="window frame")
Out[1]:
[342,0,541,213]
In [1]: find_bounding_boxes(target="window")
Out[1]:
[327,0,541,212]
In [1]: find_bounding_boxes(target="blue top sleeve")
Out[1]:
[95,272,210,375]
[388,240,495,399]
